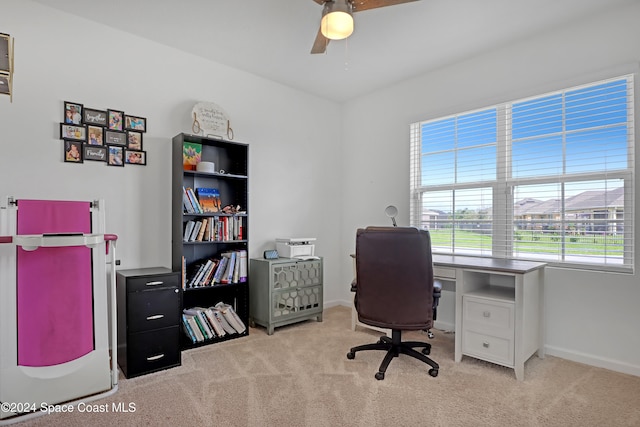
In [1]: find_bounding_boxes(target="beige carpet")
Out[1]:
[10,305,640,427]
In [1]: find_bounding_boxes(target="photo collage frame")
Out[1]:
[60,100,147,166]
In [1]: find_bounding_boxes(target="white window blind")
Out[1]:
[410,75,634,272]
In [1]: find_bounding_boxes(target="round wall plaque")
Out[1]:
[191,102,233,140]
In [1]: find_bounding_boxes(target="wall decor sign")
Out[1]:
[105,130,126,145]
[59,100,148,167]
[191,101,234,140]
[83,108,107,126]
[0,33,14,102]
[84,145,107,162]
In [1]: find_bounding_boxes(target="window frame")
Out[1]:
[410,75,635,273]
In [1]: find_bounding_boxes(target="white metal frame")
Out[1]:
[0,197,118,425]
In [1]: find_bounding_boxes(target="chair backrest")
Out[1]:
[355,226,434,330]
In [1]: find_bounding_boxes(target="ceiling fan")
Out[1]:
[310,0,420,54]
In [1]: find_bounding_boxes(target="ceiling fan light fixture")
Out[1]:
[321,0,354,40]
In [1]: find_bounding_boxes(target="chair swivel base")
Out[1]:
[347,329,439,380]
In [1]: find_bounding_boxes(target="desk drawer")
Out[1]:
[126,272,180,292]
[127,327,181,378]
[434,267,456,279]
[463,295,514,337]
[463,330,514,366]
[128,287,181,333]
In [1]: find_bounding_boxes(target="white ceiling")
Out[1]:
[33,0,637,103]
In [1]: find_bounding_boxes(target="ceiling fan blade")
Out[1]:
[352,0,420,13]
[310,27,330,54]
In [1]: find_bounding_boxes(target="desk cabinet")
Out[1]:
[249,258,323,335]
[116,267,182,378]
[443,256,546,381]
[462,288,515,367]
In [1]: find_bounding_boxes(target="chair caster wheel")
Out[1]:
[347,351,355,360]
[428,369,438,377]
[421,347,431,355]
[428,331,434,339]
[375,372,385,380]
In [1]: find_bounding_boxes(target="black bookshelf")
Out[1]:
[171,133,249,349]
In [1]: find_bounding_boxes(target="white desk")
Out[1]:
[351,254,546,381]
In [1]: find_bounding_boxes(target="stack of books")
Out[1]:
[182,186,222,214]
[181,302,246,344]
[182,215,244,242]
[184,250,247,289]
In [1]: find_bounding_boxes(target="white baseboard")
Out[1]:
[324,299,350,309]
[545,345,640,377]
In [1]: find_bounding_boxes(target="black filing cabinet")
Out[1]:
[116,267,181,378]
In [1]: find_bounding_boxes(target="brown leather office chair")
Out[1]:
[347,226,439,380]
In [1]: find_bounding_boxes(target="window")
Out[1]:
[410,76,634,271]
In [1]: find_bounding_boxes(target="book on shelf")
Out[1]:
[183,308,214,339]
[183,220,195,242]
[183,249,248,288]
[196,187,221,213]
[182,314,198,343]
[215,302,246,334]
[182,186,195,213]
[200,259,218,286]
[211,256,228,284]
[196,217,208,241]
[188,221,202,242]
[220,251,236,284]
[183,313,204,342]
[181,256,186,289]
[185,187,202,214]
[211,308,237,335]
[183,142,202,171]
[238,250,248,282]
[194,307,226,337]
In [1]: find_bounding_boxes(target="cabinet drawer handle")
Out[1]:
[483,311,491,318]
[483,342,490,348]
[146,281,164,286]
[146,354,165,361]
[146,314,165,320]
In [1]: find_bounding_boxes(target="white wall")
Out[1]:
[0,1,344,305]
[341,3,640,376]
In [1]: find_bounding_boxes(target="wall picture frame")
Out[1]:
[126,130,143,150]
[64,101,83,125]
[60,123,87,141]
[83,108,107,126]
[0,74,10,96]
[105,130,126,145]
[124,115,146,132]
[125,149,146,165]
[64,140,83,163]
[107,109,124,131]
[83,145,107,162]
[87,125,104,145]
[107,145,124,167]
